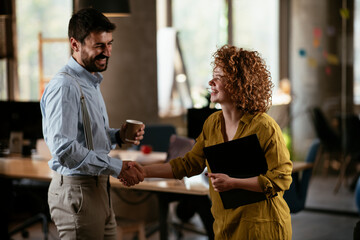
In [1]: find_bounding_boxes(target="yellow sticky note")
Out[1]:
[308,57,318,68]
[327,54,339,65]
[340,8,350,19]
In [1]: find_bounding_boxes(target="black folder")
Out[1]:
[203,134,268,209]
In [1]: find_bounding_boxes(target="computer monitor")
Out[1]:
[187,108,219,139]
[0,101,43,150]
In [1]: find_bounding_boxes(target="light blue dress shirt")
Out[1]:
[40,57,123,178]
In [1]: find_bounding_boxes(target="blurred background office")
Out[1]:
[1,0,360,239]
[1,0,359,160]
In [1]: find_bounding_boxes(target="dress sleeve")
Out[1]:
[257,122,293,198]
[169,135,207,179]
[169,117,213,179]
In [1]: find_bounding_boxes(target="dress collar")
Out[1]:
[240,112,257,125]
[68,57,103,86]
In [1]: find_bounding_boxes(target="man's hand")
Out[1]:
[120,123,145,145]
[118,161,145,186]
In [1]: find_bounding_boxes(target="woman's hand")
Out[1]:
[206,173,235,192]
[206,173,263,192]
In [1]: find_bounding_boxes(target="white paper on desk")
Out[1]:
[35,139,52,160]
[145,178,174,182]
[183,168,209,189]
[135,154,151,163]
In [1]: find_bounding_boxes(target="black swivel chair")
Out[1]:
[334,114,360,192]
[143,134,214,240]
[137,124,177,152]
[309,107,342,176]
[8,178,50,240]
[310,107,341,151]
[165,134,214,240]
[310,106,360,192]
[284,139,320,213]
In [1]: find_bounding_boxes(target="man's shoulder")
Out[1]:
[43,66,80,100]
[48,66,77,88]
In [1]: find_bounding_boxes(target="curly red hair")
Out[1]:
[212,45,273,114]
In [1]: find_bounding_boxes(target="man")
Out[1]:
[40,8,145,239]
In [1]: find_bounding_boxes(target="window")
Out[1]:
[0,59,7,100]
[172,0,227,109]
[355,0,360,104]
[232,0,279,91]
[16,0,72,100]
[158,0,281,117]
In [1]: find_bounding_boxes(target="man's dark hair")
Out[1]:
[68,7,116,44]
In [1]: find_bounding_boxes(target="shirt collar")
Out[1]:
[68,57,103,86]
[240,112,257,125]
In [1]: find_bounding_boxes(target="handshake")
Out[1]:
[117,161,146,186]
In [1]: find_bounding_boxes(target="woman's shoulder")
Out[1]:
[252,112,282,131]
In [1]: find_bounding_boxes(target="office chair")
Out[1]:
[166,134,195,161]
[310,107,360,192]
[310,107,341,151]
[353,177,360,239]
[113,124,176,239]
[165,134,214,240]
[334,114,360,193]
[116,217,146,240]
[309,107,342,176]
[9,179,50,239]
[137,124,177,152]
[355,176,360,214]
[284,139,320,213]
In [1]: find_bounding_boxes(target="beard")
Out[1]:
[81,49,109,73]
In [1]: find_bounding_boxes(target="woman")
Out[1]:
[137,45,293,239]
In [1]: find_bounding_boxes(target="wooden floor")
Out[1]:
[8,175,359,240]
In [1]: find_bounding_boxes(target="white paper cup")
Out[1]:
[125,119,143,143]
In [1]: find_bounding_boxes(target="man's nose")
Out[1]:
[208,79,215,86]
[103,45,111,57]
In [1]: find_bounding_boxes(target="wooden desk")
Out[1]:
[0,153,208,240]
[0,153,208,195]
[0,156,53,181]
[110,149,168,165]
[0,154,313,240]
[292,161,314,173]
[0,156,311,182]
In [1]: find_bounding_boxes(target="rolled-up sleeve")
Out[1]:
[258,124,293,198]
[169,141,206,179]
[169,126,210,179]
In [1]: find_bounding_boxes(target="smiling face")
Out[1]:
[71,31,113,73]
[208,66,232,104]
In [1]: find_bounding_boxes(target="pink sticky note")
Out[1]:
[313,28,322,38]
[323,50,328,58]
[325,66,332,75]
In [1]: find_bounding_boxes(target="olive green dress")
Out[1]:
[169,111,293,240]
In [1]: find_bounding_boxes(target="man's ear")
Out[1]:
[70,37,80,52]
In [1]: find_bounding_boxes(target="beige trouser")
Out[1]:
[48,172,117,240]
